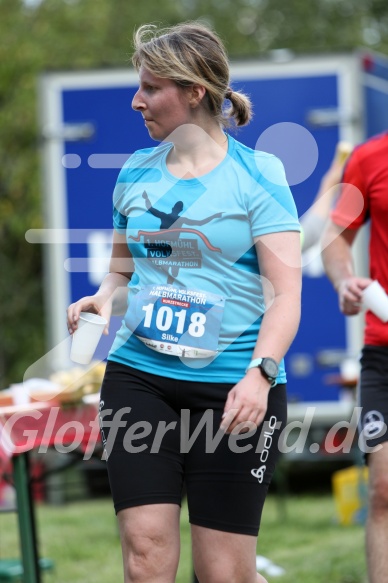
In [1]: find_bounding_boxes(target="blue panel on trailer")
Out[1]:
[61,71,346,402]
[362,52,388,138]
[365,87,388,137]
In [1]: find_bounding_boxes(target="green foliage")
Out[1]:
[0,495,366,582]
[0,0,387,386]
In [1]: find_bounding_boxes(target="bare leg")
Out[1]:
[366,442,388,583]
[191,524,268,583]
[117,503,180,583]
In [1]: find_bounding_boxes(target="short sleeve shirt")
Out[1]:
[109,135,301,382]
[331,132,388,345]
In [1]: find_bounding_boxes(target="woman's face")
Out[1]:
[132,67,193,141]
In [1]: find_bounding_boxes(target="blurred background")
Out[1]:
[1,2,388,582]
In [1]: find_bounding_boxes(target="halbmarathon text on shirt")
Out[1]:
[149,286,207,305]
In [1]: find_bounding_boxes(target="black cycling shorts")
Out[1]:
[359,345,388,454]
[99,361,287,536]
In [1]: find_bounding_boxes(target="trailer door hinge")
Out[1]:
[41,123,95,141]
[306,108,359,128]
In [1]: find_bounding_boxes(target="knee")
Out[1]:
[123,532,175,582]
[369,475,388,520]
[125,537,154,582]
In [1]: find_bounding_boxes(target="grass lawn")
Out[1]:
[0,494,366,582]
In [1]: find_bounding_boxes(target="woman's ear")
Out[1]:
[188,84,206,108]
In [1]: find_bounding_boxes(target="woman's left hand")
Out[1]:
[220,369,271,434]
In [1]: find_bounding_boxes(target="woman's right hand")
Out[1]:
[67,293,112,336]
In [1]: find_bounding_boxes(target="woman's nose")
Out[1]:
[132,89,145,111]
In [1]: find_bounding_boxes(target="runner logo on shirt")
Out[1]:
[128,191,222,284]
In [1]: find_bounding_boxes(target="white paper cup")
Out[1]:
[340,358,360,382]
[70,312,107,365]
[362,280,388,323]
[11,383,30,407]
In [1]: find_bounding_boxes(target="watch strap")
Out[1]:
[245,357,278,387]
[246,358,264,372]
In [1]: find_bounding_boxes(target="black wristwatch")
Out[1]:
[245,357,279,387]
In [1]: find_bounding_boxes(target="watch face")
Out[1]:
[262,358,279,379]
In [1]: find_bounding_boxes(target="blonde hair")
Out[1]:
[132,22,253,128]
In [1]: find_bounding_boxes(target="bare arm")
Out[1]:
[301,152,347,251]
[252,231,302,360]
[321,221,371,315]
[222,231,301,433]
[67,230,134,334]
[311,164,343,217]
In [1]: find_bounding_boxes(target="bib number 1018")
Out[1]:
[142,303,206,338]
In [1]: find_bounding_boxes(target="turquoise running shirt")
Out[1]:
[108,135,300,383]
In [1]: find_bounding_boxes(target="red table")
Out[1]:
[0,396,101,583]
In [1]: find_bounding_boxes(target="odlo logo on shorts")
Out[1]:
[363,410,385,439]
[251,416,278,483]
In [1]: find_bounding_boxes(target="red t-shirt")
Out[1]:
[331,131,388,346]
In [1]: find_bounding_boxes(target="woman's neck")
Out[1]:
[165,122,228,179]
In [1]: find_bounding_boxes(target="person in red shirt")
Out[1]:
[322,131,388,583]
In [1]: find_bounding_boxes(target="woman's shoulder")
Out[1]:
[229,136,285,180]
[122,142,172,169]
[116,142,172,183]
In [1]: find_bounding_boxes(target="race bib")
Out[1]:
[125,284,225,358]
